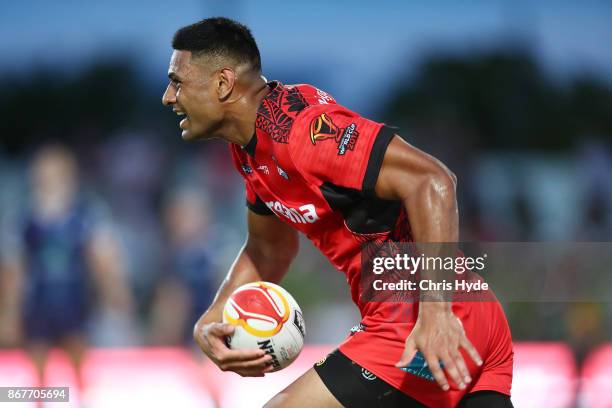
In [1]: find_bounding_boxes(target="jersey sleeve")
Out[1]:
[288,104,398,195]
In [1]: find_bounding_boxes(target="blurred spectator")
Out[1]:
[565,302,606,364]
[0,145,134,391]
[148,187,217,346]
[575,140,612,240]
[97,132,167,310]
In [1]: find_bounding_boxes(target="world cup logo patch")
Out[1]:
[309,113,359,155]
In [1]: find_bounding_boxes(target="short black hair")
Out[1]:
[172,17,261,71]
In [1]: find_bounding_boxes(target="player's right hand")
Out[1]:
[395,308,482,391]
[194,322,274,377]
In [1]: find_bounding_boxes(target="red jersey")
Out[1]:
[230,81,513,407]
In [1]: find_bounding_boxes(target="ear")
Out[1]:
[217,68,237,101]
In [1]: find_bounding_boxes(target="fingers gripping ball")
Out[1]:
[222,281,305,371]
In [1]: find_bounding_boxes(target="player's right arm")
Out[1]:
[193,209,299,377]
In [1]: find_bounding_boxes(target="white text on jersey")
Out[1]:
[265,201,319,224]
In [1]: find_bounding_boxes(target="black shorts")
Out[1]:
[313,349,513,408]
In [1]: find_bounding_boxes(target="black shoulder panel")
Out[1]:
[320,182,401,234]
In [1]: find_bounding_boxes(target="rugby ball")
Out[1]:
[222,281,305,371]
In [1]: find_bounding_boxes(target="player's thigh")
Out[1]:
[264,368,342,408]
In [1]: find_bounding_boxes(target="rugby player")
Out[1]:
[162,17,513,408]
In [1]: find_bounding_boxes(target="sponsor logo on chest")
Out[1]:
[265,201,320,224]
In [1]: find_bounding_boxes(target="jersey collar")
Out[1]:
[241,80,283,158]
[242,132,257,157]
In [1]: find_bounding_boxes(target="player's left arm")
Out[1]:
[374,135,482,392]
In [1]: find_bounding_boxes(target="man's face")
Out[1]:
[162,50,221,141]
[30,147,77,209]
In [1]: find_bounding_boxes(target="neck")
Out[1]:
[218,76,269,146]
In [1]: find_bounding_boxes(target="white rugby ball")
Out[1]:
[222,281,305,371]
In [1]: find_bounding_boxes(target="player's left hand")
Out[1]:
[395,307,482,391]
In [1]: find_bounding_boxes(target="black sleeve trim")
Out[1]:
[247,195,274,216]
[362,125,400,195]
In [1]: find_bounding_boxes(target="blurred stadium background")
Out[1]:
[0,1,611,407]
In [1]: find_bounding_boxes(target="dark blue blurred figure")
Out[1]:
[149,187,217,346]
[21,200,92,344]
[0,145,133,396]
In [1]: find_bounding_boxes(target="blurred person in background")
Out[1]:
[0,144,133,393]
[149,186,217,347]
